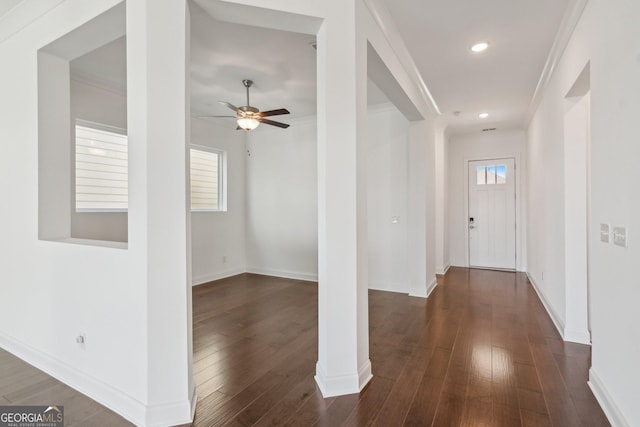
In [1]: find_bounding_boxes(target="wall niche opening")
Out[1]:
[38,2,127,246]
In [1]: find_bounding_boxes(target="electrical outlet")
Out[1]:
[391,216,400,224]
[76,333,86,346]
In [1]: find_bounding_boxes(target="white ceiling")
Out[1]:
[379,0,571,133]
[69,0,572,134]
[0,0,22,18]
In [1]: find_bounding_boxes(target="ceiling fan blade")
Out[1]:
[195,115,236,118]
[258,108,290,117]
[218,101,241,113]
[259,118,290,129]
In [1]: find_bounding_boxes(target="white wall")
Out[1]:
[527,1,640,425]
[245,116,318,281]
[367,105,410,293]
[70,78,128,242]
[0,1,194,425]
[448,129,527,270]
[244,105,416,294]
[190,118,247,284]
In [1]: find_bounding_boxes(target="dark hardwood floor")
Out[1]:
[0,267,609,426]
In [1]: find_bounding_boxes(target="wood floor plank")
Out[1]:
[493,403,523,427]
[371,345,433,426]
[252,375,318,427]
[401,374,445,426]
[342,376,395,426]
[281,389,335,427]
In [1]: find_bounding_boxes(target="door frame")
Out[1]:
[463,153,523,271]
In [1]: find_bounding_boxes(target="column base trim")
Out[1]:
[315,359,372,398]
[563,328,591,345]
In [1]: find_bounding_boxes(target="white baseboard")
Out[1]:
[145,396,195,427]
[314,359,372,398]
[368,282,408,294]
[436,264,451,275]
[0,333,194,427]
[246,266,318,282]
[192,266,246,286]
[526,272,566,340]
[589,368,631,427]
[409,277,437,298]
[563,327,591,345]
[426,277,438,297]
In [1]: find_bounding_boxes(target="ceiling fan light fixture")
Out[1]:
[237,117,260,130]
[471,42,489,53]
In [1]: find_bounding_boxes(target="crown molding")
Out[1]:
[0,0,65,45]
[70,71,126,97]
[362,0,441,117]
[524,0,589,126]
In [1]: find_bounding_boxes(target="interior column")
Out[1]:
[127,0,194,423]
[314,0,372,397]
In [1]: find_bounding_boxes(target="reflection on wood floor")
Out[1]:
[0,268,609,426]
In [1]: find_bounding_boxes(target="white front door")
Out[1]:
[468,158,516,270]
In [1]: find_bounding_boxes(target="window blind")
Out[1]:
[75,123,128,211]
[190,148,220,210]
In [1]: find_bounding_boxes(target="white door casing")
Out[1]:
[468,158,516,270]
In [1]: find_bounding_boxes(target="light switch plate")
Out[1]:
[600,224,610,243]
[613,226,627,248]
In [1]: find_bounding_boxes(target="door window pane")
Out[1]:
[487,165,496,184]
[476,166,486,185]
[496,164,506,184]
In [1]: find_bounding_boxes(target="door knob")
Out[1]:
[469,225,475,229]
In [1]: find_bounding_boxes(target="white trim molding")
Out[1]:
[192,266,246,286]
[588,368,631,427]
[409,277,437,298]
[246,267,318,282]
[563,327,591,345]
[362,0,440,115]
[525,0,589,124]
[526,272,566,339]
[0,332,195,427]
[314,359,372,398]
[436,264,451,276]
[526,272,591,345]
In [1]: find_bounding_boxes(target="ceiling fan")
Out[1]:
[200,79,290,131]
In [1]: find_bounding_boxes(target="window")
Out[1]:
[75,126,225,212]
[476,164,506,186]
[190,146,226,211]
[75,120,128,212]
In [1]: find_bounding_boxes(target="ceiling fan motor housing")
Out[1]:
[239,106,259,114]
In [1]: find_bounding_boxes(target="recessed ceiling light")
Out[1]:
[471,42,489,53]
[479,112,489,119]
